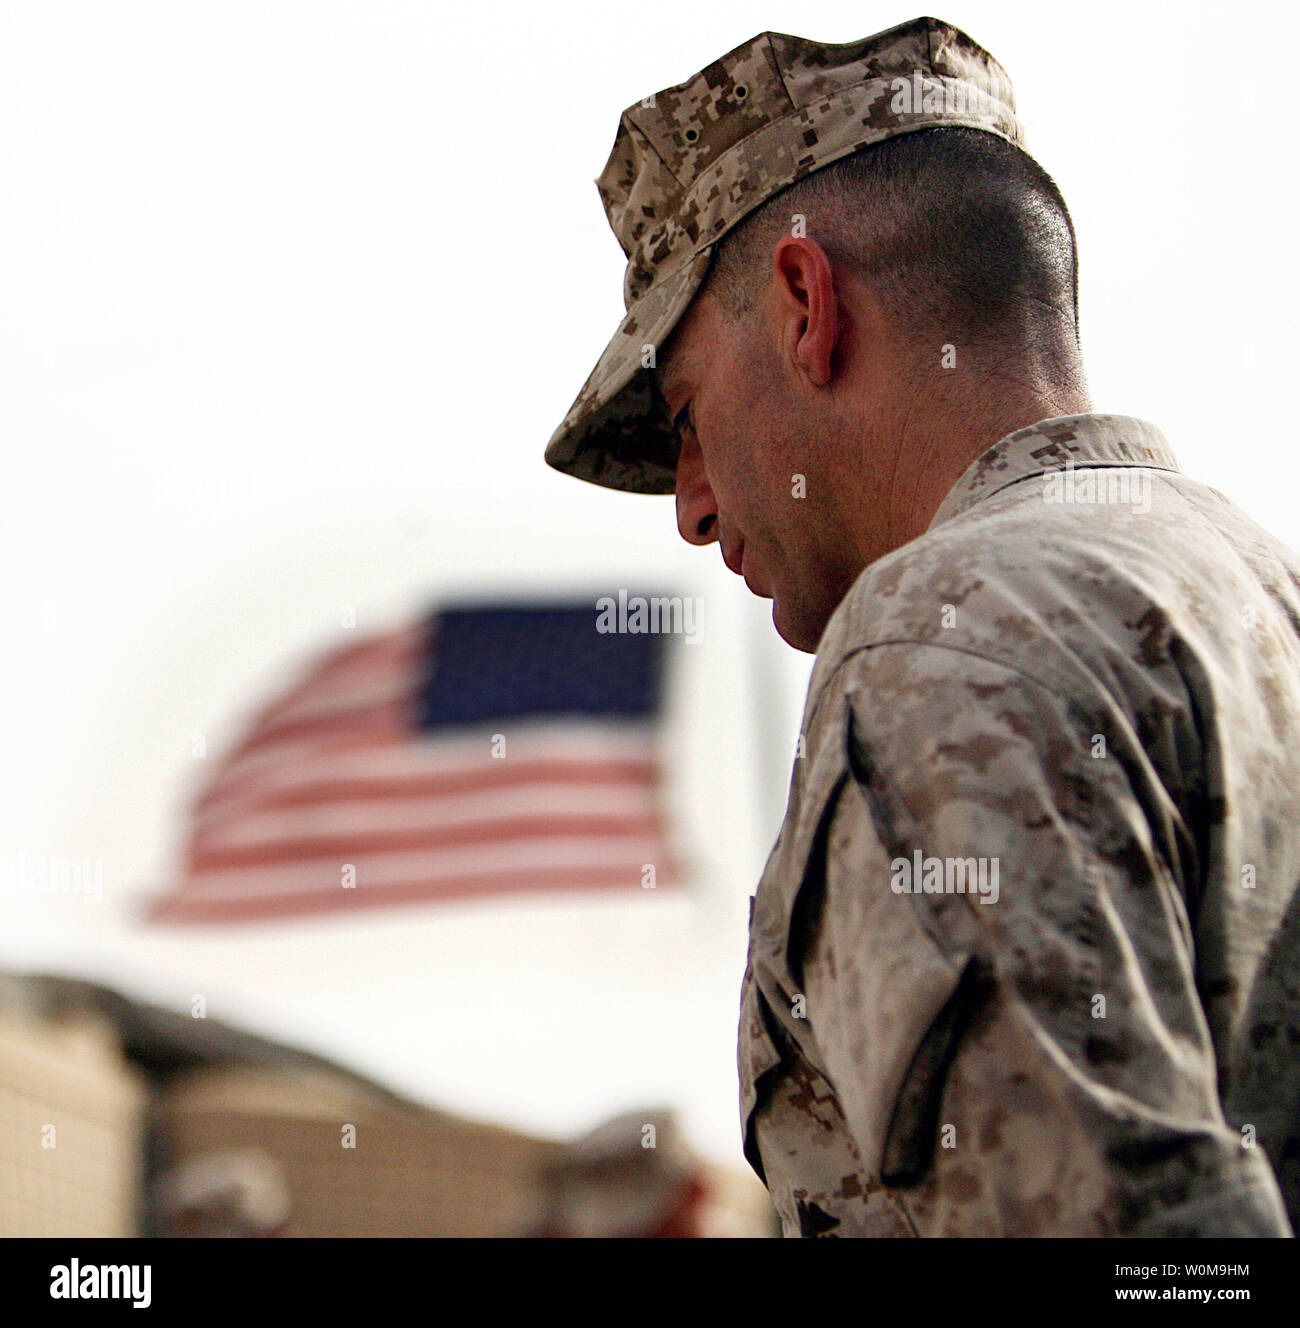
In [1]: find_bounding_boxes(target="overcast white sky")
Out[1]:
[1,0,1296,1168]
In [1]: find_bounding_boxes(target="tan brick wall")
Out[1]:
[0,1012,147,1237]
[151,1064,565,1236]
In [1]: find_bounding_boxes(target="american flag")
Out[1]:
[147,602,677,924]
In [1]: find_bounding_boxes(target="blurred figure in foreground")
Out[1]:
[527,1110,711,1238]
[151,1148,290,1238]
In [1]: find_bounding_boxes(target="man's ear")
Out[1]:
[771,235,840,389]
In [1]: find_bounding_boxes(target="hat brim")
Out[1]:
[544,248,714,495]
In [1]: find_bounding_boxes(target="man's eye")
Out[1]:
[672,403,694,443]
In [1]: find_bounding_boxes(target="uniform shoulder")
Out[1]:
[806,487,1184,719]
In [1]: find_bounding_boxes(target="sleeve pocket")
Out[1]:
[792,701,991,1188]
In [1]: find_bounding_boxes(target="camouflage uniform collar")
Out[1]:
[928,413,1183,532]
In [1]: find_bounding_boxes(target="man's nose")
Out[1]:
[675,432,719,546]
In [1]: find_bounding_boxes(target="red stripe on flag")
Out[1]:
[193,757,657,828]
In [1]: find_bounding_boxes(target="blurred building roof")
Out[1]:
[0,969,776,1236]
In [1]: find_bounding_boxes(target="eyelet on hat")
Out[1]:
[683,127,699,143]
[734,83,749,100]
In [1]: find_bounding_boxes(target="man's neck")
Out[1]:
[877,378,1092,558]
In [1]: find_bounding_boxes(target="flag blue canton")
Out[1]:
[416,604,665,730]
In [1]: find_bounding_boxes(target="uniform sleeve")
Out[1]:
[797,641,1292,1236]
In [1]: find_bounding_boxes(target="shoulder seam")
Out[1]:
[808,637,1078,726]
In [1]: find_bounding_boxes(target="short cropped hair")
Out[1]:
[704,126,1082,370]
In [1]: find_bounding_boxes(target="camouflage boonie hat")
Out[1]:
[544,16,1027,494]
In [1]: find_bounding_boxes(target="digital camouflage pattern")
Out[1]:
[543,17,1025,495]
[740,414,1300,1236]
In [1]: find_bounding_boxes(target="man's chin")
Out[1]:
[770,597,819,654]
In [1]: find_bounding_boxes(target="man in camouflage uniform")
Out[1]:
[543,17,1300,1236]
